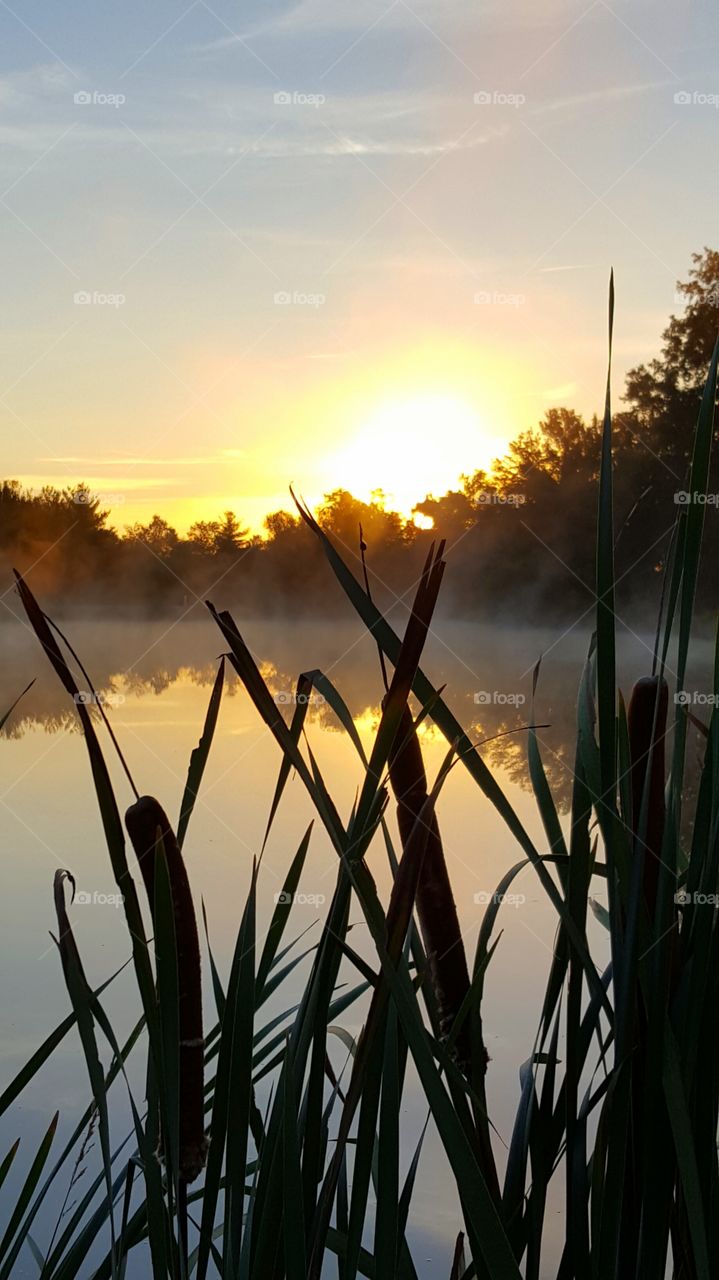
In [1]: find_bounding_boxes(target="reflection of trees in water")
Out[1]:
[471,716,577,813]
[1,621,709,824]
[263,667,582,813]
[0,662,244,737]
[3,708,80,739]
[121,665,245,700]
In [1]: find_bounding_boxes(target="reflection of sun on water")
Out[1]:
[330,394,493,520]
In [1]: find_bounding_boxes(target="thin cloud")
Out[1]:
[530,80,673,117]
[17,474,178,492]
[538,264,592,273]
[41,453,244,466]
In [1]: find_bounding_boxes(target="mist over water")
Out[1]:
[0,613,714,1276]
[2,612,714,801]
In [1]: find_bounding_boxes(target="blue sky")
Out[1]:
[1,0,719,528]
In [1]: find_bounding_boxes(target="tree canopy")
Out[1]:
[3,247,719,620]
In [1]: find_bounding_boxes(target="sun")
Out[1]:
[329,394,493,517]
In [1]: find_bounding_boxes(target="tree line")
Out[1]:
[3,248,719,623]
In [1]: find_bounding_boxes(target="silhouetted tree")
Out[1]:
[125,515,179,558]
[4,248,719,620]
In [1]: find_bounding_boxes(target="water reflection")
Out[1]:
[0,610,713,1278]
[2,614,713,812]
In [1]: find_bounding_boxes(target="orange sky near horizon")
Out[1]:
[2,1,715,537]
[12,330,583,534]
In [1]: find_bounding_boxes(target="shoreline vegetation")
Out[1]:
[4,248,719,623]
[2,273,719,1279]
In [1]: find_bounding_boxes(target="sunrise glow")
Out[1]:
[328,394,492,516]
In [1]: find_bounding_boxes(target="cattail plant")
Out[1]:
[620,675,669,1262]
[627,674,668,916]
[125,795,207,1185]
[386,701,474,1070]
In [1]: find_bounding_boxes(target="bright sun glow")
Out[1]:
[330,394,493,517]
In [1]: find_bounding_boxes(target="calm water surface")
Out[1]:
[0,612,713,1277]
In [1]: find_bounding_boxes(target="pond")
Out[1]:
[0,609,713,1277]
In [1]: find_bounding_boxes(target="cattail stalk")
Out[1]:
[386,704,501,1208]
[386,704,473,1066]
[627,675,668,917]
[623,674,669,1266]
[125,796,206,1185]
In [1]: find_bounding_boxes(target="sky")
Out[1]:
[1,0,719,531]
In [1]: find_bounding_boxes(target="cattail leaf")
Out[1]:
[25,1233,44,1270]
[201,899,226,1022]
[662,1023,711,1280]
[207,602,347,854]
[177,655,225,849]
[304,669,368,763]
[41,1130,139,1280]
[322,1229,375,1277]
[345,1042,385,1280]
[450,1232,467,1280]
[0,1113,59,1267]
[196,865,256,1280]
[256,822,313,996]
[373,1007,402,1279]
[9,1010,152,1280]
[125,797,206,1187]
[292,496,610,1017]
[43,1151,160,1280]
[396,1114,428,1247]
[0,958,132,1118]
[258,943,319,1007]
[260,670,315,852]
[153,837,181,1186]
[0,1142,19,1195]
[223,867,256,1277]
[527,660,568,869]
[117,1160,137,1273]
[0,679,35,733]
[595,270,617,807]
[13,578,159,1062]
[49,872,117,1272]
[281,1053,307,1280]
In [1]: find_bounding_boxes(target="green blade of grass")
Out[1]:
[256,822,313,996]
[177,655,225,849]
[0,1114,59,1267]
[0,679,35,732]
[49,872,117,1274]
